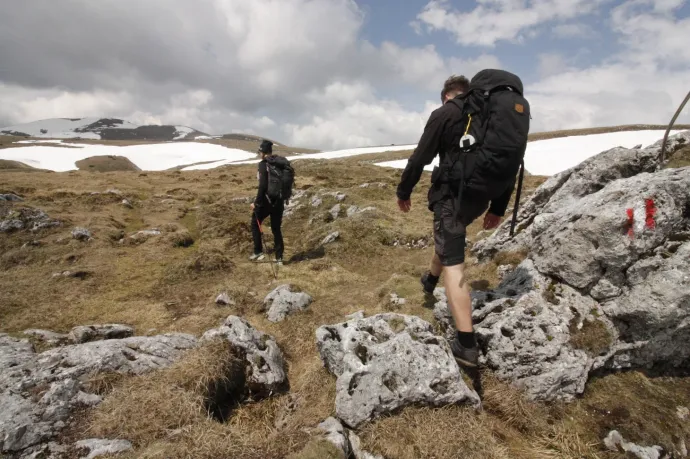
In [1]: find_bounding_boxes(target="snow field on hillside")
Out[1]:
[374,130,684,175]
[0,142,255,172]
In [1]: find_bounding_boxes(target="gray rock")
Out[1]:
[315,313,481,428]
[121,199,133,209]
[317,417,350,457]
[345,311,365,320]
[322,231,340,245]
[473,130,690,261]
[434,260,611,402]
[201,316,287,396]
[71,227,92,241]
[497,265,513,282]
[603,430,663,459]
[359,182,388,189]
[0,333,197,455]
[446,199,687,403]
[23,330,69,346]
[321,191,347,202]
[0,207,60,233]
[316,417,383,459]
[389,293,406,307]
[75,439,133,459]
[347,206,377,218]
[311,196,323,208]
[678,406,689,421]
[330,204,342,220]
[598,241,690,372]
[69,324,134,344]
[0,193,23,202]
[263,285,313,323]
[348,430,384,459]
[215,292,235,306]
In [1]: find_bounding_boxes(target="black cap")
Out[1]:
[258,139,273,154]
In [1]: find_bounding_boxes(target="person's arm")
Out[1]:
[254,161,268,209]
[396,108,446,201]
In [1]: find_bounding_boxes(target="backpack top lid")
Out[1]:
[469,69,524,95]
[265,154,290,168]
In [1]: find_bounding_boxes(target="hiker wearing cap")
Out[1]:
[396,71,530,368]
[250,139,295,265]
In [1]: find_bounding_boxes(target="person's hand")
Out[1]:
[398,198,411,213]
[250,203,255,211]
[483,213,501,230]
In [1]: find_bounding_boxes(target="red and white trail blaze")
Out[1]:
[626,198,657,238]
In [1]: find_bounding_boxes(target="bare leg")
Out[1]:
[443,263,473,332]
[429,252,442,277]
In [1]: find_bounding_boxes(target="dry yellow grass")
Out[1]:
[1,149,688,458]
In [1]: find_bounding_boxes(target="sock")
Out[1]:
[457,331,476,348]
[427,273,439,284]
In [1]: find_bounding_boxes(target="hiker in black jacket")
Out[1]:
[396,74,521,368]
[250,140,285,265]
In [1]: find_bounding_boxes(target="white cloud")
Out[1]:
[415,0,609,46]
[537,53,573,78]
[551,22,597,38]
[283,82,439,150]
[0,0,501,150]
[527,1,690,133]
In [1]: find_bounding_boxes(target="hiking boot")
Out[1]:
[450,337,479,368]
[420,271,439,295]
[276,258,283,267]
[249,252,265,262]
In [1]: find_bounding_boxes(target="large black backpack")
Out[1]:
[265,155,295,204]
[442,69,530,235]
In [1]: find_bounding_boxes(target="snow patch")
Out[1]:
[0,142,255,172]
[374,130,683,176]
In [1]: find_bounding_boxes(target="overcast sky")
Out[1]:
[1,0,688,150]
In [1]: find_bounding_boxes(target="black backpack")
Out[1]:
[442,69,530,234]
[265,155,295,204]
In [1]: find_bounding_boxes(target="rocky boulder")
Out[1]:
[201,315,288,396]
[71,227,92,241]
[435,136,690,402]
[0,332,197,456]
[317,417,383,459]
[316,313,481,428]
[473,130,690,261]
[262,285,313,323]
[68,324,135,344]
[0,194,23,202]
[0,207,61,233]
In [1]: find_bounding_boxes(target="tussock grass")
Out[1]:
[570,317,613,357]
[666,144,690,169]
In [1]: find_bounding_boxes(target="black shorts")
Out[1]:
[433,194,489,266]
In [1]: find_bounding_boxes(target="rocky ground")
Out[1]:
[1,135,689,458]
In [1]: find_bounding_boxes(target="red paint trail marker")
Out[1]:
[625,198,656,239]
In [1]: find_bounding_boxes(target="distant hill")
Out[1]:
[0,118,209,142]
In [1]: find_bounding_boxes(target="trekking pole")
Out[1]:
[509,160,525,237]
[659,89,690,168]
[256,215,277,279]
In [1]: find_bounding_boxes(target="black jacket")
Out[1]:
[396,97,515,217]
[254,160,269,209]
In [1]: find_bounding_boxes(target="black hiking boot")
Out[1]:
[420,271,439,295]
[450,337,479,368]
